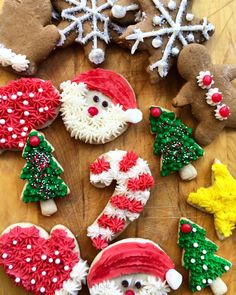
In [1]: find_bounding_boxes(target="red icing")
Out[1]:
[0,225,80,295]
[125,290,135,295]
[88,106,99,117]
[29,135,41,147]
[110,195,144,213]
[128,174,155,192]
[72,69,137,110]
[98,214,125,234]
[150,107,162,118]
[87,241,175,288]
[181,223,192,233]
[212,93,222,103]
[90,157,111,174]
[219,105,230,118]
[202,75,213,86]
[119,151,139,172]
[0,78,60,151]
[92,237,108,250]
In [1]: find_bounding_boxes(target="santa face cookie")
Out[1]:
[0,78,61,152]
[60,69,142,144]
[119,0,215,82]
[0,0,60,75]
[87,150,155,250]
[88,238,182,295]
[0,223,88,295]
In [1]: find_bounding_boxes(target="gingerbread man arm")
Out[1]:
[172,83,193,107]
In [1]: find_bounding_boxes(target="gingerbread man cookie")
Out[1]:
[172,44,236,146]
[118,0,214,82]
[52,0,138,65]
[0,223,88,295]
[0,0,60,75]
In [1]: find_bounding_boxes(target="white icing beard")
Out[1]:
[60,82,128,144]
[89,274,171,295]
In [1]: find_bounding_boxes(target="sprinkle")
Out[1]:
[208,279,213,284]
[64,265,70,271]
[225,266,230,271]
[55,250,60,255]
[20,119,25,124]
[192,228,197,232]
[26,244,32,249]
[23,126,28,131]
[202,279,206,284]
[31,279,36,285]
[38,88,43,93]
[202,250,207,254]
[21,132,27,137]
[44,106,49,111]
[41,271,46,276]
[8,265,13,269]
[0,139,6,143]
[11,94,17,100]
[55,258,61,264]
[15,278,21,283]
[17,92,23,96]
[203,265,208,270]
[190,258,195,263]
[52,278,58,283]
[2,253,8,259]
[7,108,13,113]
[29,93,34,98]
[26,257,31,263]
[201,255,205,260]
[40,287,45,293]
[48,258,53,263]
[32,267,37,272]
[196,286,201,291]
[3,95,7,100]
[19,142,24,148]
[8,127,13,132]
[0,119,5,125]
[12,134,17,139]
[39,108,44,113]
[24,111,30,116]
[23,100,29,105]
[41,254,47,260]
[193,242,198,248]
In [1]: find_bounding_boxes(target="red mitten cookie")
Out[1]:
[0,223,88,295]
[88,238,182,294]
[172,44,236,146]
[0,78,61,153]
[0,0,60,75]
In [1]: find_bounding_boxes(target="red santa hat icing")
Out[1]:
[72,68,142,124]
[88,239,182,291]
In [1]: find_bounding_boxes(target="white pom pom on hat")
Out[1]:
[124,108,143,124]
[166,269,183,290]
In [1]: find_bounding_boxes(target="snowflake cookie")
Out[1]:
[119,0,215,82]
[0,223,88,295]
[52,0,138,64]
[88,238,182,295]
[0,0,60,75]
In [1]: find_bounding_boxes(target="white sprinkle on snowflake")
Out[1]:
[58,0,125,64]
[126,0,214,78]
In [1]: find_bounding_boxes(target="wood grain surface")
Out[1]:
[0,0,236,294]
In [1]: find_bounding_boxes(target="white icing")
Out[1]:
[152,36,163,48]
[171,47,179,55]
[153,15,162,26]
[112,4,139,18]
[196,71,214,89]
[206,88,222,106]
[126,0,214,78]
[0,43,30,72]
[186,13,194,21]
[168,1,176,10]
[186,33,194,42]
[88,150,153,244]
[89,48,105,64]
[60,81,139,144]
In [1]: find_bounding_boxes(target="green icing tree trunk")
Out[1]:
[149,107,204,177]
[178,218,232,293]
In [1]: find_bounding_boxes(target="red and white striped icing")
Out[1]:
[0,78,60,151]
[87,150,155,250]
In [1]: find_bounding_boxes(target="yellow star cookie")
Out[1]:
[188,160,236,240]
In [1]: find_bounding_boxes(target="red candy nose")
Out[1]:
[88,106,99,117]
[125,290,135,295]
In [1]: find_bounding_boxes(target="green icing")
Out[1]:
[149,107,204,176]
[20,131,69,203]
[178,218,232,292]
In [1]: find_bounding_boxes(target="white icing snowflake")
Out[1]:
[126,0,215,78]
[58,0,128,64]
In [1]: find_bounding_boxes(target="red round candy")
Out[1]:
[125,290,135,295]
[29,135,41,147]
[150,107,162,118]
[181,223,192,233]
[202,75,212,86]
[219,105,230,118]
[212,93,222,104]
[88,106,99,117]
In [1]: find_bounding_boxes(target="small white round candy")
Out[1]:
[19,142,24,148]
[0,138,6,143]
[190,258,195,263]
[26,257,31,263]
[64,265,69,271]
[41,271,46,276]
[20,119,25,124]
[225,265,230,271]
[15,277,21,283]
[52,277,58,283]
[24,111,29,116]
[7,108,13,113]
[38,88,43,93]
[21,132,27,137]
[3,96,7,100]
[44,106,49,111]
[193,243,198,248]
[12,134,17,139]
[39,108,44,113]
[203,265,208,270]
[8,265,13,269]
[17,92,23,96]
[55,250,59,255]
[0,119,5,125]
[202,250,207,254]
[192,227,197,232]
[27,244,32,250]
[41,254,47,260]
[11,95,17,100]
[208,279,213,284]
[2,253,8,259]
[201,255,205,260]
[23,100,29,105]
[29,93,34,98]
[31,279,36,285]
[168,0,176,10]
[153,15,162,25]
[187,33,194,42]
[186,13,194,21]
[8,127,13,132]
[23,126,28,131]
[202,279,206,284]
[152,37,162,48]
[55,258,61,264]
[171,47,180,56]
[196,286,201,291]
[32,266,37,272]
[40,287,45,293]
[48,258,53,263]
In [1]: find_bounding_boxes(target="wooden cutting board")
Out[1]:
[0,0,235,294]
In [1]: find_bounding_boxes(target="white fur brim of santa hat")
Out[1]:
[62,68,143,124]
[87,238,182,291]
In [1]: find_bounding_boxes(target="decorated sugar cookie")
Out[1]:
[188,159,236,240]
[149,106,204,180]
[20,130,70,216]
[88,238,182,295]
[0,223,88,294]
[52,0,137,65]
[178,218,232,295]
[118,0,214,82]
[172,44,236,146]
[0,0,60,75]
[0,78,61,153]
[60,69,142,144]
[87,150,154,250]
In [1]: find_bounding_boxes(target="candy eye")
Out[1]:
[135,281,142,289]
[93,96,99,103]
[121,280,129,288]
[102,100,108,108]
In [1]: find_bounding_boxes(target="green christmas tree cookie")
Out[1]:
[21,130,70,216]
[178,218,232,295]
[149,106,204,180]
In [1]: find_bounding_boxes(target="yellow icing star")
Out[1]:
[188,161,236,239]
